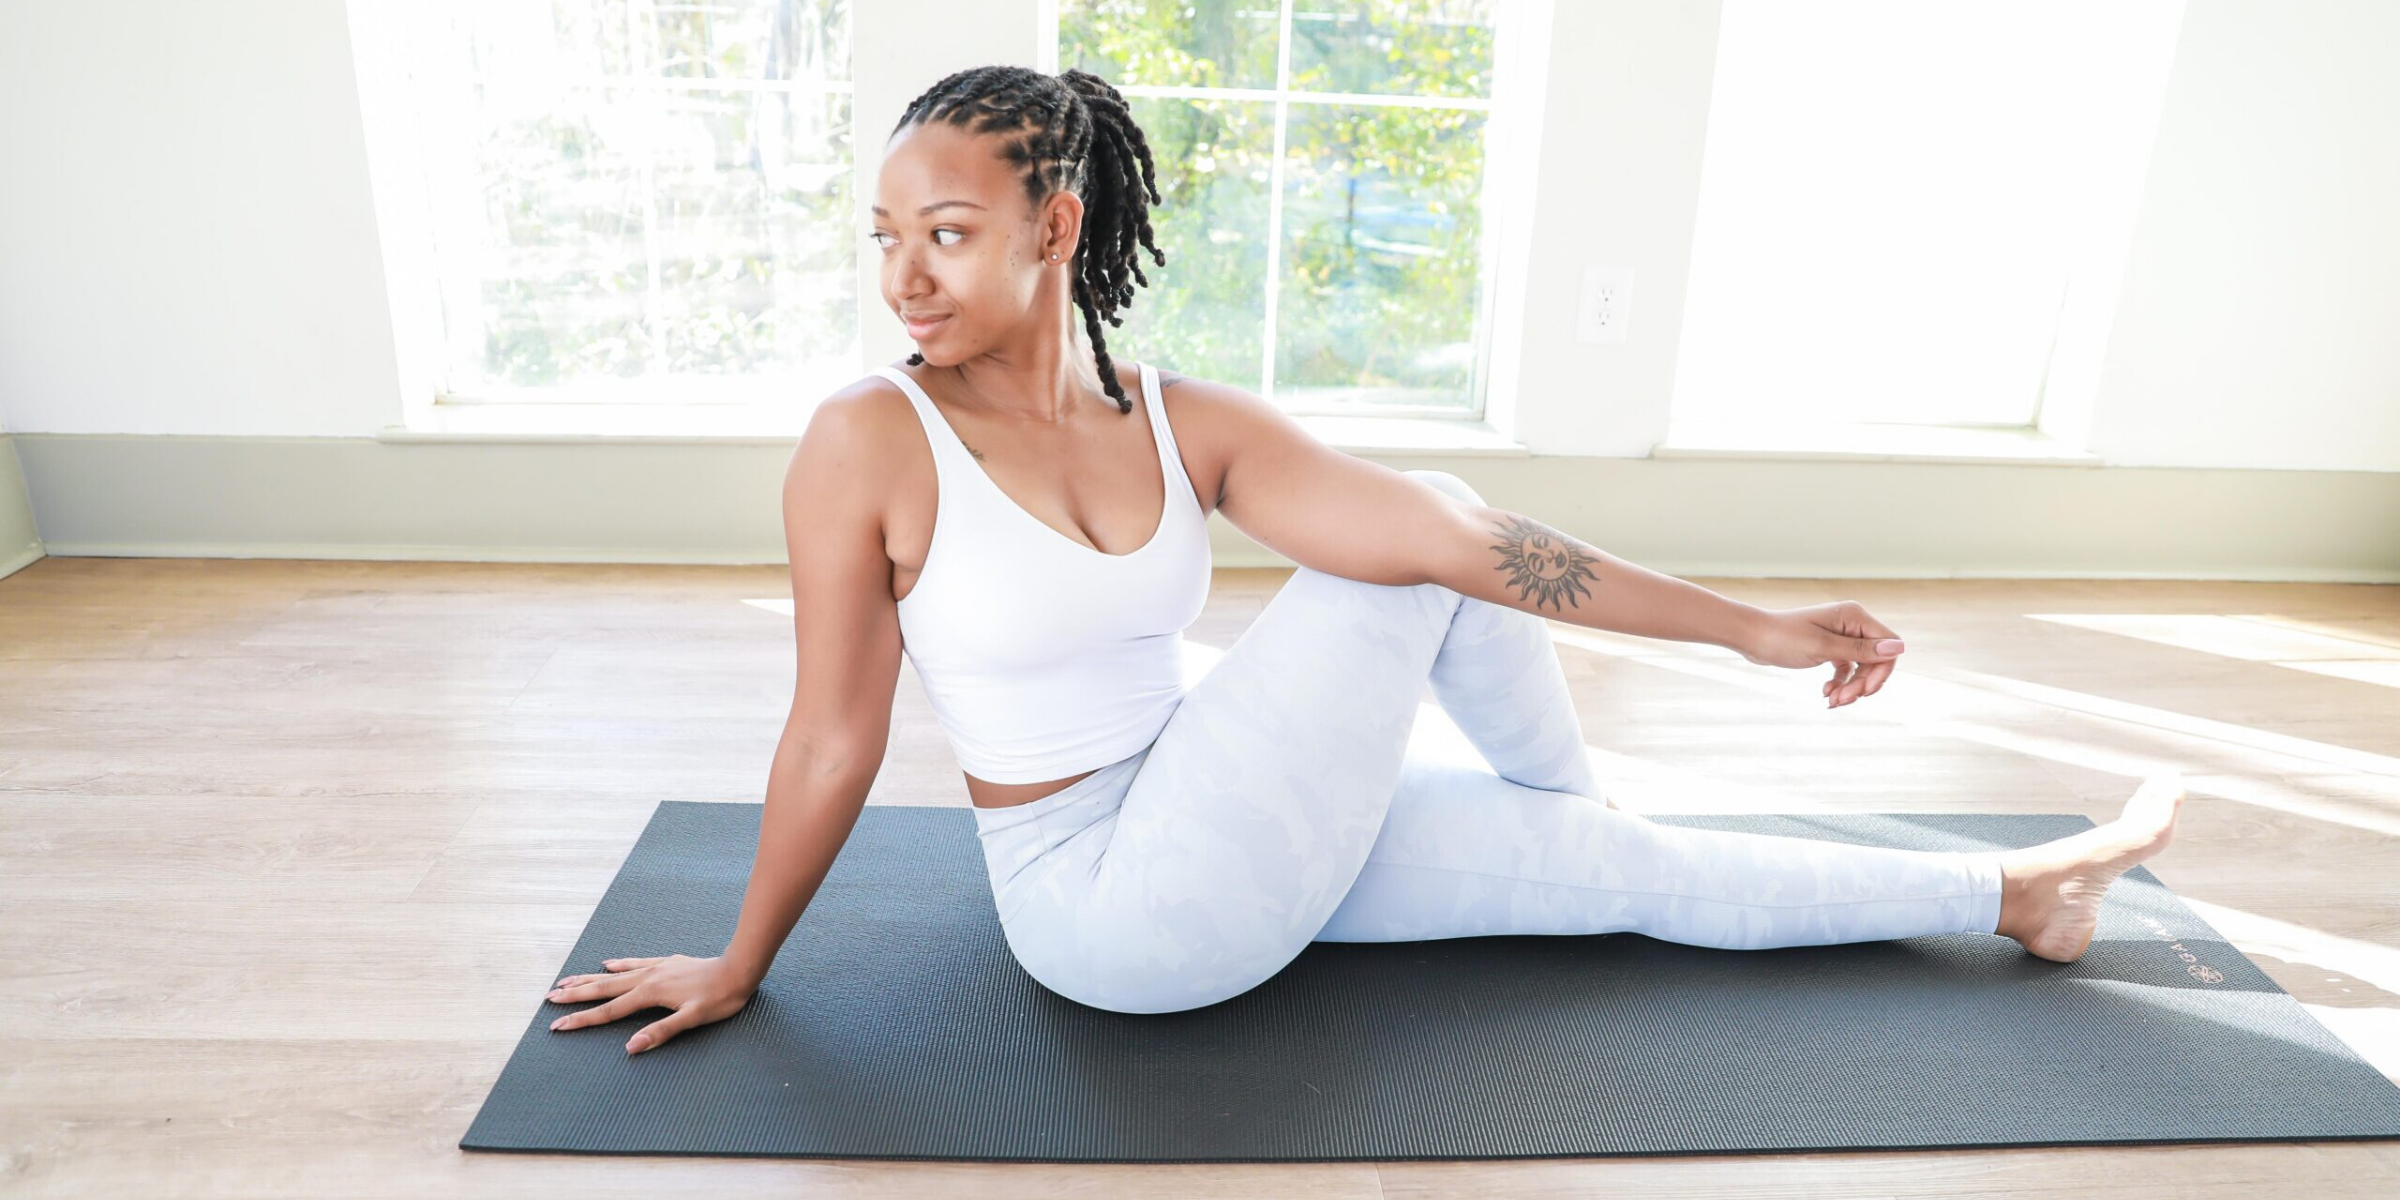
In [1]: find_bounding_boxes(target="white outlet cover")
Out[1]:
[1577,265,1634,345]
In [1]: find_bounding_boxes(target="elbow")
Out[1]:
[774,729,884,784]
[1416,501,1501,592]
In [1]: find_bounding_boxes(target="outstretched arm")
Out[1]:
[1428,507,1770,651]
[1188,374,1769,652]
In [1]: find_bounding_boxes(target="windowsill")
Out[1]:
[1299,414,1527,456]
[1652,421,2102,466]
[378,402,810,446]
[377,403,1531,455]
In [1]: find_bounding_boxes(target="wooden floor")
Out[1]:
[5,556,2398,1198]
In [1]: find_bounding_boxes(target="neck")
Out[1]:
[947,286,1109,424]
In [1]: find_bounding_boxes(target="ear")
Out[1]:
[1040,189,1084,263]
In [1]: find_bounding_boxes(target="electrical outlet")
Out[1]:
[1576,265,1634,344]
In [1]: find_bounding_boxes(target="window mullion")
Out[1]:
[632,0,665,376]
[1261,0,1297,401]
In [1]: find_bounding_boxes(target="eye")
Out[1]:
[868,228,967,249]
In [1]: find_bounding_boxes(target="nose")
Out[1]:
[886,241,933,302]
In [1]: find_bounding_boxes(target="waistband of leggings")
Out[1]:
[969,742,1150,834]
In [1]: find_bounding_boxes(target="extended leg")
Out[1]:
[1317,751,2005,947]
[1347,475,1999,947]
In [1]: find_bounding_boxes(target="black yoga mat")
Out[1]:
[461,801,2400,1161]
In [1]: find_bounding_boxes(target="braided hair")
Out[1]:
[891,65,1167,413]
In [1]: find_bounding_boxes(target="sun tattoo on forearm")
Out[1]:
[1488,514,1600,611]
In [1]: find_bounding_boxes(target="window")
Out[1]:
[1060,0,1504,417]
[405,1,856,408]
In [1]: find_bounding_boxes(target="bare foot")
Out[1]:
[1997,773,2186,963]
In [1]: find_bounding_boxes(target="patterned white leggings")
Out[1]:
[973,470,2007,1014]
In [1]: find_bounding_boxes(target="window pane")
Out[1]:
[1110,96,1276,390]
[1063,0,1498,414]
[417,1,855,400]
[1287,0,1496,100]
[1059,0,1279,90]
[454,1,851,85]
[468,83,654,386]
[653,86,855,382]
[459,0,639,81]
[1276,102,1486,411]
[652,0,852,84]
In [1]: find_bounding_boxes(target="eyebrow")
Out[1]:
[869,200,989,217]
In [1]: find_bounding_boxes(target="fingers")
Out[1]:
[548,971,638,1005]
[1824,662,1856,706]
[1854,607,1901,642]
[1858,659,1895,697]
[1813,601,1906,708]
[1829,658,1898,706]
[551,990,646,1032]
[552,958,662,990]
[627,1012,697,1055]
[546,957,676,1031]
[551,957,663,989]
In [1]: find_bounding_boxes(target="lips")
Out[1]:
[903,312,952,335]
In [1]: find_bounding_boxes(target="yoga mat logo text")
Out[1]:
[2140,914,2224,984]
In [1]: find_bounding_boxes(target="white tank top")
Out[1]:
[872,362,1212,784]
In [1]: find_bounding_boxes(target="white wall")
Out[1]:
[2085,0,2400,470]
[0,0,2393,472]
[0,0,402,438]
[0,409,41,573]
[1498,0,1724,460]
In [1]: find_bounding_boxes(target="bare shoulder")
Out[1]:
[798,373,916,465]
[824,367,913,413]
[1123,363,1296,512]
[785,373,926,532]
[1143,363,1276,423]
[1142,365,1312,454]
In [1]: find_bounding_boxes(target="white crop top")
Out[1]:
[873,362,1212,784]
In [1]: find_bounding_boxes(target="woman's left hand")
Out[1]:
[1737,601,1908,708]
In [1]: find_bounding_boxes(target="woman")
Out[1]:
[547,65,2184,1052]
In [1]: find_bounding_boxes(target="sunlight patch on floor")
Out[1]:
[2028,612,2400,692]
[1542,622,2400,839]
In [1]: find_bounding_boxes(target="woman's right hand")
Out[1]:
[1736,601,1907,708]
[545,953,757,1055]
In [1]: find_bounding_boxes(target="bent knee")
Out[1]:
[1401,467,1485,508]
[1020,959,1273,1015]
[1003,915,1294,1015]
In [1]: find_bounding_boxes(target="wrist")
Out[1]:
[1726,601,1777,655]
[720,948,772,991]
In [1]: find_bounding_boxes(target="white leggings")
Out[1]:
[972,470,2007,1014]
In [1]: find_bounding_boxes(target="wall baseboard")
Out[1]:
[0,432,47,580]
[0,543,43,581]
[14,433,2400,582]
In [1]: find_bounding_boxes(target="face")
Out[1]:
[871,120,1083,365]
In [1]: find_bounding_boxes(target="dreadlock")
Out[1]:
[890,65,1167,413]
